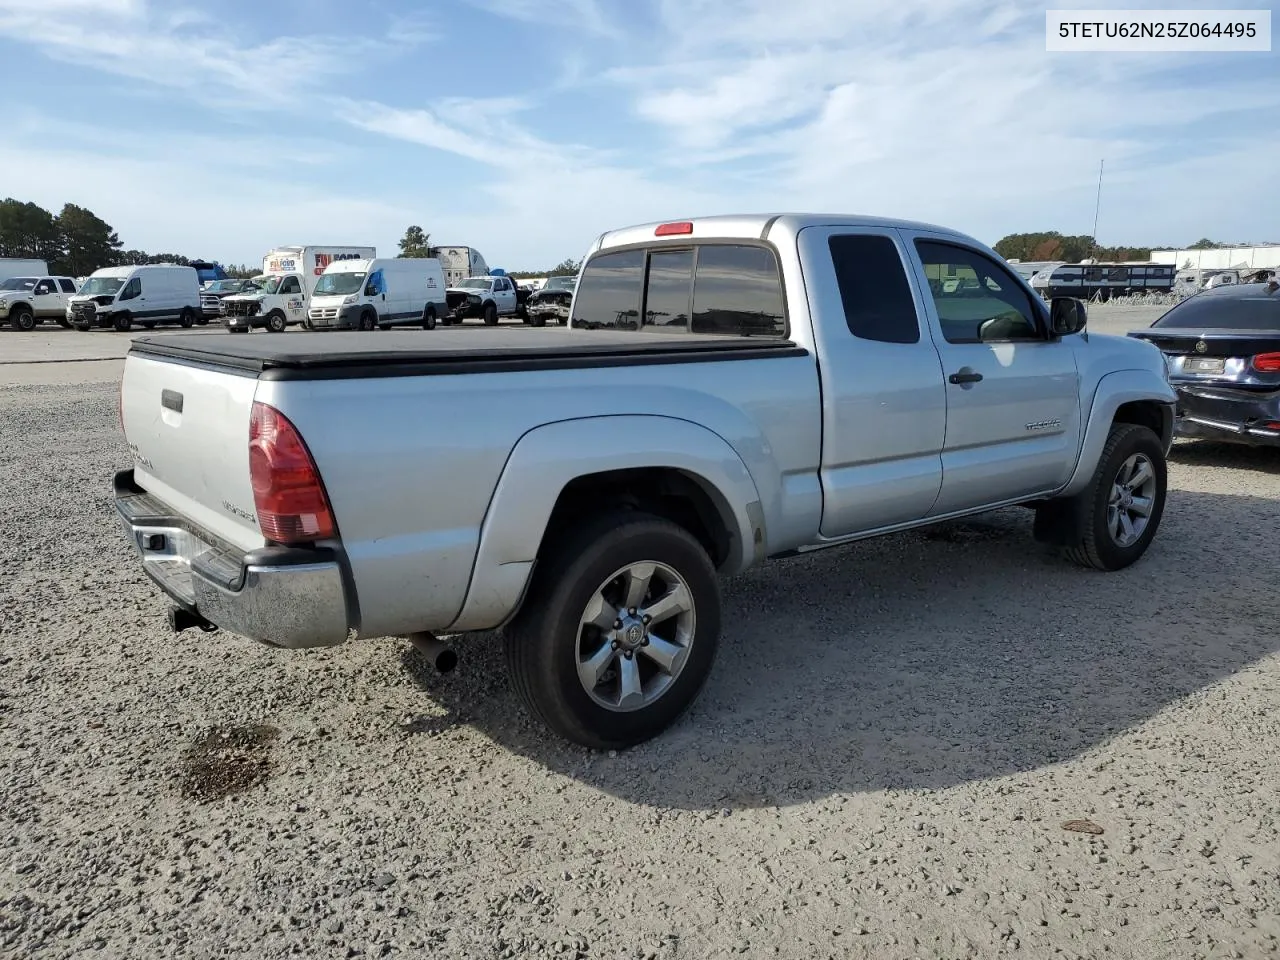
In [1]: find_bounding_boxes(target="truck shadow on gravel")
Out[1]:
[404,488,1280,811]
[1170,440,1280,474]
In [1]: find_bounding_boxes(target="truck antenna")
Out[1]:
[1090,158,1104,256]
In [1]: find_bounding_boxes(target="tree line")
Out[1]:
[993,231,1227,264]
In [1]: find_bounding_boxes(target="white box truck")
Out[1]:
[434,246,490,286]
[308,257,449,331]
[1,258,49,283]
[66,264,200,332]
[223,245,374,333]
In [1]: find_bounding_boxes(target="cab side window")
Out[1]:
[35,279,56,295]
[914,241,1041,343]
[120,278,141,300]
[279,276,301,295]
[365,270,385,296]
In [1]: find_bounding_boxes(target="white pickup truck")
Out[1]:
[114,214,1176,749]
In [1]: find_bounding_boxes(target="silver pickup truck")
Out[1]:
[114,214,1177,749]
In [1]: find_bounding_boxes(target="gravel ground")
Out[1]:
[3,379,1280,960]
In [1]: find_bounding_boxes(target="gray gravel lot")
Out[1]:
[3,306,1280,959]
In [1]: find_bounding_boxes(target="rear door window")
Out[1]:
[59,279,77,293]
[691,245,786,337]
[828,235,920,343]
[572,250,644,329]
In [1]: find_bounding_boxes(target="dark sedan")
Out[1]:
[1128,281,1280,446]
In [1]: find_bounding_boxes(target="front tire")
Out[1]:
[504,511,721,750]
[483,302,498,325]
[1039,423,1167,571]
[113,312,132,332]
[56,317,71,329]
[141,322,156,330]
[8,306,35,331]
[265,311,287,333]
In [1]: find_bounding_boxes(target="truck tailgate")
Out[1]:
[120,354,264,552]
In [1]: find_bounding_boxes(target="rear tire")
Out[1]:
[504,510,721,750]
[483,302,498,326]
[422,306,436,331]
[265,311,287,333]
[178,308,196,328]
[1039,423,1167,572]
[113,312,132,332]
[9,306,35,331]
[141,322,156,330]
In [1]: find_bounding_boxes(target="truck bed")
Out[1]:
[128,328,807,380]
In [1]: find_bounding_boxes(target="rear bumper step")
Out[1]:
[114,469,353,648]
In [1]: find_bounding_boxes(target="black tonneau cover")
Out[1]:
[128,328,807,380]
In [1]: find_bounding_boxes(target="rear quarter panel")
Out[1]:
[257,352,821,639]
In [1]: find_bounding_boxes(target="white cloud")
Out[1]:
[0,0,408,109]
[463,0,620,38]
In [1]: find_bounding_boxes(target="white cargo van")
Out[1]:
[66,264,200,332]
[222,245,374,333]
[307,257,448,331]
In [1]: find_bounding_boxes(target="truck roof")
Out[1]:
[592,213,976,254]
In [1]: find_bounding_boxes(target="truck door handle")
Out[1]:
[949,370,984,385]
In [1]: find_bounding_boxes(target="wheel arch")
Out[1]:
[1061,369,1176,498]
[445,415,766,632]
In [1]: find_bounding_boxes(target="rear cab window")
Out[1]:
[571,242,787,337]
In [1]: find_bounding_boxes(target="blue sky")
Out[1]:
[1,0,1276,270]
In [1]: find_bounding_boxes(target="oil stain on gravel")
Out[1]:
[179,724,280,801]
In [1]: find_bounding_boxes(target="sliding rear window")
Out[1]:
[571,243,787,337]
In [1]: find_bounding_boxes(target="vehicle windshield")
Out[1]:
[545,276,576,290]
[206,279,243,293]
[457,278,492,289]
[247,275,282,295]
[0,277,38,292]
[78,276,127,296]
[1152,286,1280,331]
[313,272,366,296]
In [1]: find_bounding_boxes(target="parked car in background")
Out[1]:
[113,213,1177,749]
[0,274,78,330]
[445,274,527,325]
[199,278,255,321]
[66,264,200,332]
[526,275,578,326]
[223,245,375,333]
[308,257,448,331]
[1129,282,1280,447]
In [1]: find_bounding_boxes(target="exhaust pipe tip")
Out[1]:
[409,632,458,674]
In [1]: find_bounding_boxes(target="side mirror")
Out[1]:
[1050,297,1087,337]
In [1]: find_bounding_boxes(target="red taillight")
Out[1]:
[248,401,335,544]
[655,220,693,236]
[1251,352,1280,373]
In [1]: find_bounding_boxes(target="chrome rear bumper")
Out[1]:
[114,470,353,648]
